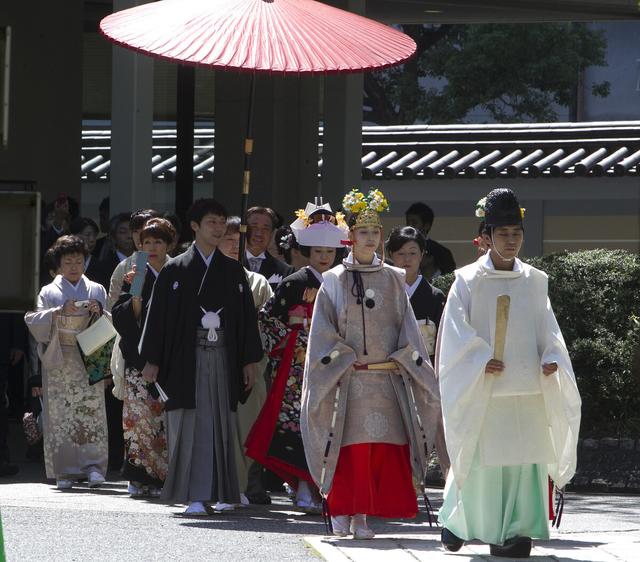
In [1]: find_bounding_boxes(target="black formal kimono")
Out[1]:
[112,266,157,371]
[140,244,263,412]
[99,248,123,283]
[407,275,445,360]
[245,251,294,290]
[245,266,321,488]
[112,266,168,488]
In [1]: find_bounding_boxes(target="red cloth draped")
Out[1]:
[327,443,418,518]
[245,321,313,488]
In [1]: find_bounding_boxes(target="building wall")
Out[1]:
[82,175,640,267]
[0,2,83,204]
[83,30,216,121]
[81,181,213,220]
[371,176,640,268]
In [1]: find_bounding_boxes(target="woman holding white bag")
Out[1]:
[25,235,108,490]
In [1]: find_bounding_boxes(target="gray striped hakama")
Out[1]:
[161,329,240,504]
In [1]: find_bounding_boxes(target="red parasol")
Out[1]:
[100,0,416,251]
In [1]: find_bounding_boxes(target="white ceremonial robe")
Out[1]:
[436,254,581,490]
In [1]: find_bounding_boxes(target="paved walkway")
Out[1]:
[1,460,638,562]
[306,531,640,562]
[305,489,640,562]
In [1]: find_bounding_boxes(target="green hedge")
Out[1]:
[432,250,640,436]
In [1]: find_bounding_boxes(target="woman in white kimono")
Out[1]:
[301,189,443,539]
[437,189,581,558]
[25,235,109,490]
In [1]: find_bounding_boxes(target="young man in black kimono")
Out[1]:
[139,199,263,515]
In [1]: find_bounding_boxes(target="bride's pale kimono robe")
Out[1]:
[24,275,109,480]
[301,255,445,517]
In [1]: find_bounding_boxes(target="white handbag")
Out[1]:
[76,314,118,356]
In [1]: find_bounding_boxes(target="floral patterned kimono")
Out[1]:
[112,265,168,489]
[245,266,322,489]
[24,275,108,480]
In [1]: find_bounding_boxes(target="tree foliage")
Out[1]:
[366,23,610,125]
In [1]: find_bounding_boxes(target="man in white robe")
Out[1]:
[437,188,581,558]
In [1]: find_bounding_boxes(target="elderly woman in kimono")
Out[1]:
[301,189,444,539]
[25,235,108,490]
[437,189,581,558]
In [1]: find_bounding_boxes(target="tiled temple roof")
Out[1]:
[81,121,640,182]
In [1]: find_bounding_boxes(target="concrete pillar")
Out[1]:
[320,0,365,207]
[110,0,154,215]
[214,72,320,218]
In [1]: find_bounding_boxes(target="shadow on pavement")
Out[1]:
[51,486,130,496]
[174,500,446,537]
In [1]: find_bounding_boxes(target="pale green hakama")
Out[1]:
[436,255,581,547]
[439,449,549,545]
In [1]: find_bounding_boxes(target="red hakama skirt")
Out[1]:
[327,442,418,518]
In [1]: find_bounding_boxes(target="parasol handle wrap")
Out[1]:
[493,294,510,362]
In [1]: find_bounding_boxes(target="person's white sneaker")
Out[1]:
[239,493,250,507]
[148,486,162,498]
[295,498,322,514]
[56,479,73,490]
[127,482,144,497]
[213,502,235,512]
[331,515,351,537]
[351,514,375,540]
[87,471,105,488]
[184,501,208,515]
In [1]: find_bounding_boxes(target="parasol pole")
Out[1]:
[238,72,257,259]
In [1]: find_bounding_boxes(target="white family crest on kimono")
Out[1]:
[436,253,581,490]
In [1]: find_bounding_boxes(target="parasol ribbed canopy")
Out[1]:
[99,0,416,74]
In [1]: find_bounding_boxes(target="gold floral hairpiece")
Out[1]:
[342,188,389,229]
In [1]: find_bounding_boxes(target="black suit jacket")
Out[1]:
[423,238,456,277]
[245,251,294,290]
